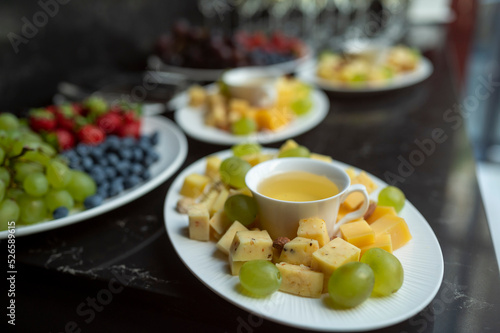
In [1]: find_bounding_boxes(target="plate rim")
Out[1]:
[173,88,329,145]
[297,57,434,93]
[1,116,188,239]
[163,149,445,332]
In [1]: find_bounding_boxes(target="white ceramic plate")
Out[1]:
[0,116,188,239]
[297,57,433,93]
[147,51,312,82]
[163,149,444,332]
[174,89,329,145]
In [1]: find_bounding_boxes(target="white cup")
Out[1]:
[245,158,369,240]
[222,67,280,107]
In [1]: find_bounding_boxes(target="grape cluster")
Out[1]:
[61,133,160,207]
[0,113,97,229]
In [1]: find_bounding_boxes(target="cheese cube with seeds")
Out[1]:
[276,262,324,298]
[216,221,248,255]
[279,237,319,266]
[188,204,210,241]
[297,217,330,248]
[229,230,273,262]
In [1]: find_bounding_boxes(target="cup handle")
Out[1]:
[332,184,370,236]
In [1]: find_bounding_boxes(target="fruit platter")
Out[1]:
[297,45,433,93]
[164,141,443,331]
[174,77,329,145]
[0,98,187,238]
[150,20,311,81]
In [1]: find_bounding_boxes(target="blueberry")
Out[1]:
[119,148,133,161]
[107,153,120,165]
[68,156,80,169]
[90,146,104,159]
[130,163,144,176]
[132,147,144,162]
[76,144,92,156]
[147,151,160,163]
[149,131,159,146]
[97,182,110,198]
[90,167,106,184]
[84,195,104,209]
[109,179,124,197]
[81,156,94,172]
[98,158,109,167]
[138,140,152,153]
[141,169,151,181]
[121,137,136,147]
[106,135,121,151]
[124,175,141,189]
[116,161,131,177]
[104,166,117,180]
[53,207,69,219]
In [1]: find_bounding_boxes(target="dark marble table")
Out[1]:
[4,46,500,333]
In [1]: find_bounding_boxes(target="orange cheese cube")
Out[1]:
[342,171,377,210]
[359,233,393,256]
[366,205,397,224]
[255,109,288,131]
[370,215,412,250]
[340,220,375,248]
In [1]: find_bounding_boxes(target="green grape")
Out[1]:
[231,143,262,157]
[328,262,374,308]
[360,248,404,297]
[290,98,312,115]
[0,147,5,164]
[239,260,282,296]
[0,113,20,131]
[0,167,9,185]
[224,194,258,226]
[8,139,25,157]
[44,189,74,213]
[13,162,44,183]
[46,160,71,189]
[65,170,96,202]
[219,157,252,189]
[6,188,24,201]
[23,172,49,197]
[22,150,51,166]
[278,146,310,158]
[231,117,257,136]
[0,180,5,202]
[18,194,47,224]
[0,200,20,230]
[378,186,405,212]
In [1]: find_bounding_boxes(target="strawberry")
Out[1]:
[56,104,78,130]
[77,124,105,145]
[123,110,140,124]
[96,112,122,134]
[29,109,57,132]
[72,103,85,116]
[55,128,76,151]
[117,120,141,139]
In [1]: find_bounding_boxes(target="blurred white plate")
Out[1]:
[0,116,187,239]
[174,88,329,146]
[297,57,433,94]
[164,149,444,331]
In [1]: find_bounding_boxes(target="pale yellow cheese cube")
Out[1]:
[210,188,229,216]
[216,221,248,255]
[370,215,412,250]
[310,153,333,163]
[229,230,273,262]
[209,210,232,237]
[179,173,211,198]
[205,156,222,180]
[360,233,393,256]
[340,220,375,248]
[229,258,246,276]
[188,85,207,107]
[279,237,319,266]
[188,204,210,241]
[241,153,274,167]
[279,139,298,153]
[199,190,218,213]
[276,262,324,298]
[345,168,357,180]
[311,238,361,292]
[297,217,330,248]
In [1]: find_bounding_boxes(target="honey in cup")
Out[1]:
[258,171,339,202]
[245,157,369,240]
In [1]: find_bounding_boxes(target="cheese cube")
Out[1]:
[209,210,232,237]
[310,153,333,163]
[276,262,324,298]
[199,190,218,213]
[345,168,357,181]
[229,230,273,262]
[242,153,273,166]
[360,233,393,256]
[279,139,298,153]
[340,220,375,248]
[279,237,319,266]
[366,205,397,224]
[210,188,229,216]
[311,238,360,292]
[188,204,210,241]
[180,173,211,198]
[229,258,246,276]
[205,156,222,180]
[216,221,248,255]
[370,215,412,250]
[343,171,376,210]
[297,218,330,248]
[188,85,207,107]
